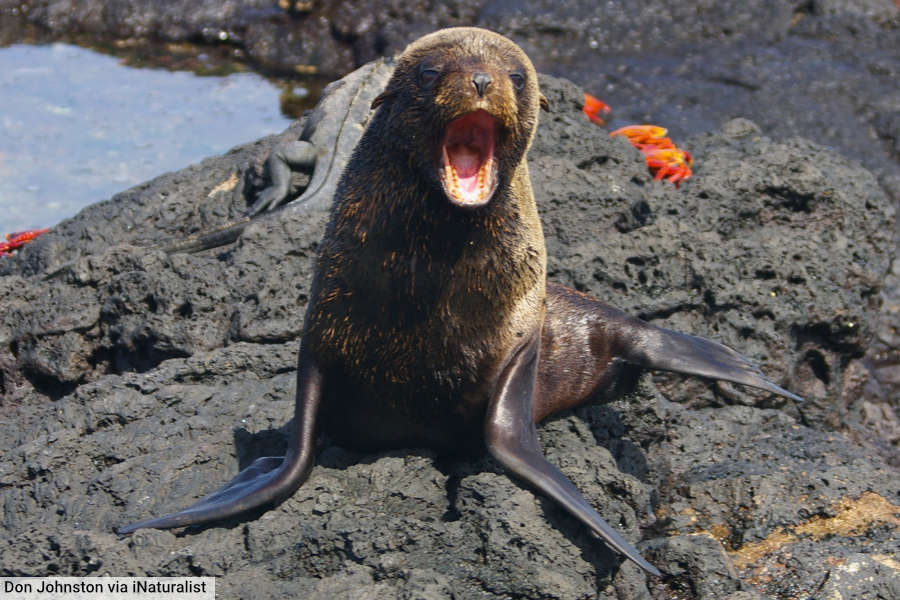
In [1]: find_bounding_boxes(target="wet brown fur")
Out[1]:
[302,29,645,453]
[303,28,549,454]
[299,27,673,459]
[119,31,796,574]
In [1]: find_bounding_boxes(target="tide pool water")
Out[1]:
[0,43,292,232]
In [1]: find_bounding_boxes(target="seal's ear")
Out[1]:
[539,93,549,112]
[371,90,392,110]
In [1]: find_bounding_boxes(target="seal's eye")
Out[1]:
[419,67,440,87]
[509,72,525,91]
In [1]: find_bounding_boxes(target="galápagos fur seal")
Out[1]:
[119,27,801,578]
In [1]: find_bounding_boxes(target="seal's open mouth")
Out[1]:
[440,110,498,208]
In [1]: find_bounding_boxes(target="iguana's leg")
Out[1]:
[247,140,318,216]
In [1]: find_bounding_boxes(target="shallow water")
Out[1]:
[0,43,292,232]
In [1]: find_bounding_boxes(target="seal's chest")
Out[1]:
[318,318,502,452]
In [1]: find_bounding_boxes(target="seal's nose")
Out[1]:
[472,72,492,97]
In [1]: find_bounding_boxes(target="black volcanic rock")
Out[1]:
[0,70,896,598]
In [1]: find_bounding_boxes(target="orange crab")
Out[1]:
[641,146,693,185]
[582,93,611,126]
[609,124,671,147]
[0,228,50,256]
[610,124,693,187]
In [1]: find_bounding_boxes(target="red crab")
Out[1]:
[641,146,693,186]
[582,93,611,126]
[0,228,50,256]
[610,124,693,187]
[579,93,695,188]
[609,124,671,148]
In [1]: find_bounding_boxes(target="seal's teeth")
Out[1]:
[478,158,490,198]
[476,169,483,201]
[477,158,493,202]
[440,109,497,206]
[445,161,461,199]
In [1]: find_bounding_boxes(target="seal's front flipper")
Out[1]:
[485,331,663,578]
[620,319,802,402]
[118,355,324,534]
[117,456,286,533]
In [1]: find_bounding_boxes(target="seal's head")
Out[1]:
[372,27,548,209]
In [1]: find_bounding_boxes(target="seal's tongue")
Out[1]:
[441,110,498,207]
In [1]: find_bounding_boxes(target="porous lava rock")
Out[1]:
[0,72,896,599]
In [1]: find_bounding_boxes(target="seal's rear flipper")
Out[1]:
[118,355,324,534]
[543,283,801,404]
[623,322,802,403]
[485,330,663,578]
